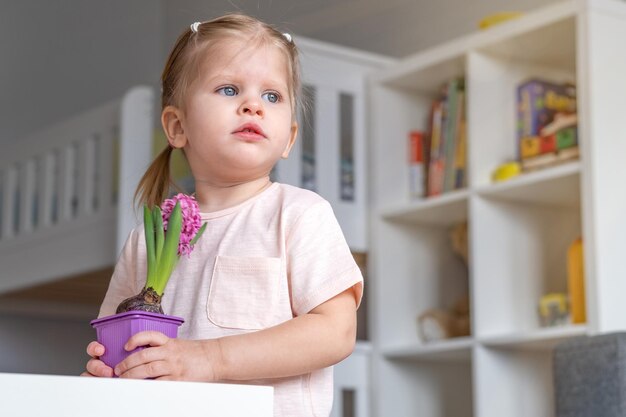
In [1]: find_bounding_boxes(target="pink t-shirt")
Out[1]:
[99,182,364,417]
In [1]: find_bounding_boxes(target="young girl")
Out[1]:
[82,14,363,417]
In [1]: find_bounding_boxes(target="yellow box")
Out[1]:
[568,237,586,324]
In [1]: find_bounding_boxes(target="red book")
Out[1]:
[409,131,425,198]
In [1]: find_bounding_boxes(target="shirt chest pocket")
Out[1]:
[207,255,283,330]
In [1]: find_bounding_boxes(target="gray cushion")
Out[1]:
[554,333,626,417]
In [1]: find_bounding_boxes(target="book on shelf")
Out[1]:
[454,96,467,189]
[408,130,426,198]
[443,79,465,192]
[417,78,466,198]
[427,100,444,196]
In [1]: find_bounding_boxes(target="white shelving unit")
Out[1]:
[367,1,626,416]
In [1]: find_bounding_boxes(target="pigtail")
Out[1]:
[134,146,174,209]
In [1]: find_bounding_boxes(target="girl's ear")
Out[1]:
[281,121,299,159]
[161,106,187,149]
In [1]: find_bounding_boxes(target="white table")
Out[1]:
[0,372,273,417]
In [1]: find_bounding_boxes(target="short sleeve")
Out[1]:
[97,228,144,318]
[287,201,363,316]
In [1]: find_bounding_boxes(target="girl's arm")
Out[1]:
[113,288,358,381]
[218,288,357,380]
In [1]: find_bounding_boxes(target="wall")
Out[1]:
[0,0,163,147]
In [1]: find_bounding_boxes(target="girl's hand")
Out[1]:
[81,341,114,377]
[113,331,221,381]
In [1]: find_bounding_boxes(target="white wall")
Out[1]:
[0,0,163,147]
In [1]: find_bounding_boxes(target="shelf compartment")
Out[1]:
[474,345,555,417]
[377,359,474,417]
[370,85,439,206]
[476,13,576,72]
[373,220,470,348]
[383,337,473,361]
[467,28,577,189]
[479,324,587,350]
[380,189,469,226]
[471,196,582,339]
[476,161,580,208]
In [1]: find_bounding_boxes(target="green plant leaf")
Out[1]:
[153,206,164,267]
[154,201,182,295]
[143,205,156,288]
[190,222,207,246]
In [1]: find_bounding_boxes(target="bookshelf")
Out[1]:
[367,1,626,416]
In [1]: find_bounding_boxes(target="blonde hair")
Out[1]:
[135,13,301,208]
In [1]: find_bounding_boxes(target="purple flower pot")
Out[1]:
[90,311,184,370]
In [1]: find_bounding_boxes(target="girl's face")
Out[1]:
[164,37,298,186]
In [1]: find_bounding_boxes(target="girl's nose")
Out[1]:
[239,97,264,117]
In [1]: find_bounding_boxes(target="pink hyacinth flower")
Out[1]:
[161,193,203,257]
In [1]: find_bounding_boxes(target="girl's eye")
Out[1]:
[262,92,280,103]
[217,86,238,96]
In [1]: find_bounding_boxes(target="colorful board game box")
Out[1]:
[516,79,577,160]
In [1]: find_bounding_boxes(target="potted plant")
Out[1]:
[90,193,206,370]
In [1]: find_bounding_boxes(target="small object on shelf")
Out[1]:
[408,130,426,198]
[492,161,522,182]
[418,309,455,342]
[478,12,524,29]
[538,293,570,327]
[567,237,586,324]
[517,79,577,161]
[417,296,471,342]
[450,222,469,266]
[451,295,471,337]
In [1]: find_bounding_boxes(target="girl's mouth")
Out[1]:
[233,123,266,140]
